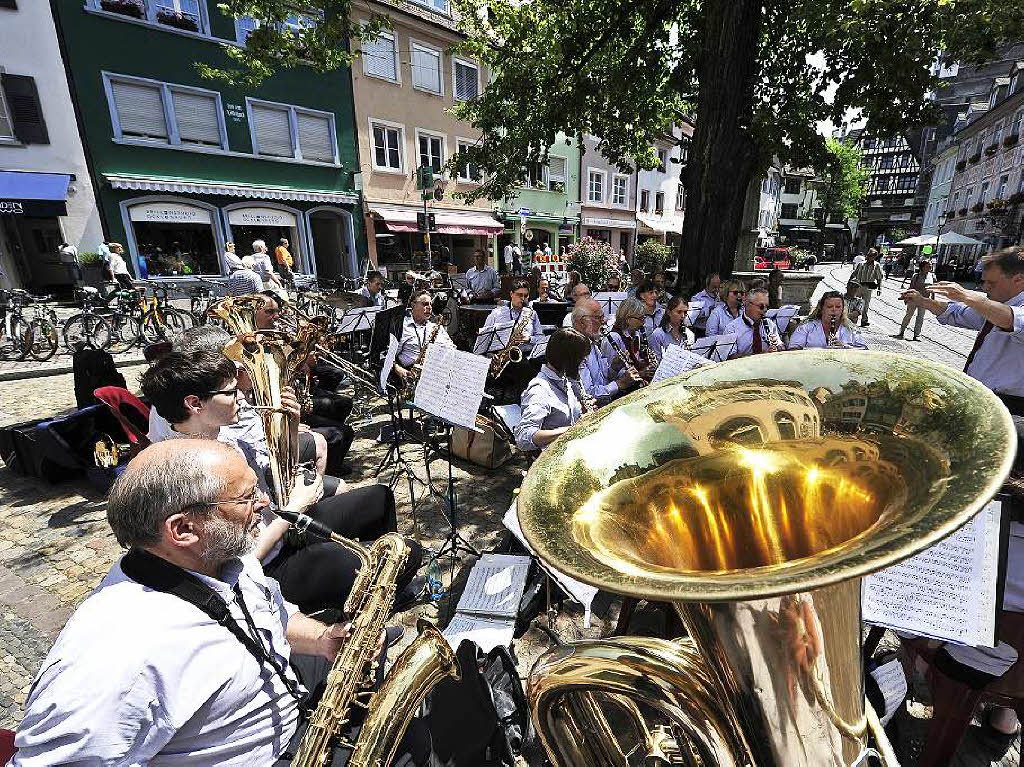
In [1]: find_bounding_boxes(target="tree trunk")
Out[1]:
[678,0,762,291]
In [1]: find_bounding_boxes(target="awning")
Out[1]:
[369,204,504,235]
[637,213,684,234]
[106,174,358,204]
[0,171,72,216]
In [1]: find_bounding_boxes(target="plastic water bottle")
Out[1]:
[426,558,446,602]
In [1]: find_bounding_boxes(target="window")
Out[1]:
[675,184,685,210]
[0,73,49,144]
[0,84,13,139]
[612,175,628,206]
[656,149,667,173]
[547,156,566,191]
[417,130,445,173]
[997,174,1009,199]
[362,31,399,82]
[410,0,447,12]
[127,201,219,277]
[371,121,403,171]
[153,0,202,30]
[965,186,974,204]
[411,41,443,95]
[456,139,481,182]
[640,189,650,212]
[295,110,335,162]
[106,74,225,151]
[784,177,801,195]
[654,192,664,214]
[250,103,292,156]
[248,99,336,162]
[781,203,798,219]
[235,16,258,43]
[453,58,480,101]
[525,161,547,189]
[587,169,606,203]
[980,181,990,202]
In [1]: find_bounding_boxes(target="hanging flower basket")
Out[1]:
[987,198,1008,211]
[156,9,200,31]
[1005,134,1020,148]
[968,153,982,164]
[957,208,968,217]
[100,0,144,18]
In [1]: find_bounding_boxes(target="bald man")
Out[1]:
[13,441,431,766]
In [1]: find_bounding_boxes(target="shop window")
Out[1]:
[418,131,445,173]
[128,202,219,277]
[587,169,605,203]
[453,58,479,102]
[612,175,628,206]
[411,41,443,95]
[372,121,403,171]
[363,31,399,83]
[456,139,481,182]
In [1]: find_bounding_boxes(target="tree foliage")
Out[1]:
[633,239,674,274]
[564,237,618,290]
[820,138,870,223]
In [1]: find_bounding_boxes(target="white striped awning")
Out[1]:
[105,174,359,204]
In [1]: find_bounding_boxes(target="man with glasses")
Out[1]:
[394,289,455,386]
[562,282,592,327]
[725,287,783,357]
[572,298,642,404]
[12,440,432,766]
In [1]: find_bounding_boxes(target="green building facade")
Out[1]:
[53,0,363,282]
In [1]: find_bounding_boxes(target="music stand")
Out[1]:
[473,320,515,356]
[766,305,799,337]
[691,333,737,362]
[593,291,628,319]
[337,306,382,335]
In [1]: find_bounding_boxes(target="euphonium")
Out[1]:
[209,295,269,334]
[518,350,1016,766]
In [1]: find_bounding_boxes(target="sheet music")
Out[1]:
[338,306,382,333]
[503,501,599,627]
[870,658,909,726]
[652,344,712,382]
[766,305,799,336]
[692,333,737,362]
[862,500,1002,647]
[442,614,517,653]
[380,335,399,393]
[454,553,532,619]
[413,344,490,429]
[473,319,515,355]
[685,301,704,327]
[492,404,523,433]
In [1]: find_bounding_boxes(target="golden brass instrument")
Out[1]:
[489,306,534,378]
[517,350,1016,766]
[208,295,268,334]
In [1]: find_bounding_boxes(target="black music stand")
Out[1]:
[473,321,514,357]
[691,333,738,362]
[593,291,627,319]
[374,385,430,527]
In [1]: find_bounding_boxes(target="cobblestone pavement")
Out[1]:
[0,278,1017,766]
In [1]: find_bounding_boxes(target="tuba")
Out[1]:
[517,349,1016,766]
[209,295,270,335]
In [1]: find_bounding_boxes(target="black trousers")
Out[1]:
[265,484,422,615]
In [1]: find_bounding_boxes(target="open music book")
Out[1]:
[442,553,532,652]
[862,499,1003,648]
[652,344,712,383]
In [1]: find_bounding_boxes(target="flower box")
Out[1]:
[1008,192,1024,206]
[985,143,999,156]
[1005,134,1020,148]
[550,182,564,194]
[955,160,967,172]
[987,198,1007,210]
[957,208,968,217]
[970,203,985,213]
[100,0,144,18]
[156,10,200,31]
[968,153,982,164]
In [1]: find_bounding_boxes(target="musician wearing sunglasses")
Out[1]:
[140,349,423,618]
[634,280,666,338]
[725,288,783,358]
[788,292,867,350]
[571,299,642,405]
[706,280,745,336]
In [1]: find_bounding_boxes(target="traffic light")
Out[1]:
[416,212,436,232]
[416,165,434,190]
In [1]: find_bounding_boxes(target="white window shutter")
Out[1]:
[171,90,221,146]
[548,156,566,182]
[412,46,441,93]
[363,34,397,80]
[454,61,478,101]
[112,80,168,140]
[296,111,334,162]
[251,103,293,157]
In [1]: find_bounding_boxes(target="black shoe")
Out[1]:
[861,322,870,327]
[392,576,426,613]
[891,333,903,339]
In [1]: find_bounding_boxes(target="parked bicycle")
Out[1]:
[63,286,113,351]
[0,289,58,361]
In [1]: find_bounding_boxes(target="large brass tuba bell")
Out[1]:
[518,350,1017,766]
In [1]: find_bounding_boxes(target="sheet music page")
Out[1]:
[766,305,799,335]
[870,658,909,726]
[454,553,532,619]
[503,501,599,627]
[529,337,548,360]
[380,335,399,393]
[413,344,490,429]
[442,614,516,653]
[473,320,515,355]
[862,500,1002,647]
[652,344,711,382]
[492,404,523,432]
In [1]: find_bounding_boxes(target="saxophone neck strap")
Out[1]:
[121,547,309,712]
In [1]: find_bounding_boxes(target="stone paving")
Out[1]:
[0,268,1017,766]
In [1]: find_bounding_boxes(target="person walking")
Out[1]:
[894,260,934,341]
[502,241,514,274]
[850,249,884,327]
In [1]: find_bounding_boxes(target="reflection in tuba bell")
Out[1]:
[518,349,1016,766]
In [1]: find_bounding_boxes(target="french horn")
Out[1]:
[518,349,1016,766]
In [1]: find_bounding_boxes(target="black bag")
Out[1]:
[72,347,126,409]
[423,640,531,766]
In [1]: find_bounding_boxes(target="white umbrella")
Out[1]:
[937,231,986,246]
[895,235,926,245]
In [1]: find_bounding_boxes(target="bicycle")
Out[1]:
[63,286,113,351]
[133,283,190,343]
[0,289,32,361]
[0,289,58,361]
[23,293,60,361]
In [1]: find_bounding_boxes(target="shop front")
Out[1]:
[582,214,635,260]
[366,203,503,274]
[0,171,73,290]
[637,213,683,247]
[108,175,359,282]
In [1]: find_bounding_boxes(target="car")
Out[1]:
[754,247,792,269]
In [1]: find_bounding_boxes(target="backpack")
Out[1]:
[72,347,126,409]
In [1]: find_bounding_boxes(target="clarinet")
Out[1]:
[760,317,782,351]
[827,315,841,347]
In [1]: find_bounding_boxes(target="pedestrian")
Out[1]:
[852,251,866,268]
[107,243,135,291]
[882,256,893,280]
[512,242,523,275]
[849,249,883,327]
[59,242,82,286]
[767,267,784,310]
[250,240,281,289]
[843,281,865,325]
[273,238,294,285]
[973,258,984,288]
[502,241,514,274]
[894,260,934,341]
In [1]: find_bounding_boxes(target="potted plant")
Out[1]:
[156,9,200,30]
[958,207,968,217]
[633,239,673,275]
[955,160,967,172]
[1004,133,1019,148]
[971,202,985,213]
[551,181,565,194]
[985,143,999,156]
[564,237,617,289]
[78,252,107,288]
[987,198,1007,211]
[968,152,982,164]
[100,0,144,18]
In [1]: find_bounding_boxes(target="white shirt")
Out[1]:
[579,341,619,403]
[358,285,387,308]
[503,244,514,264]
[725,313,779,358]
[514,365,581,452]
[937,289,1024,396]
[706,303,740,337]
[691,290,718,320]
[228,269,264,296]
[396,315,454,367]
[108,252,130,276]
[483,304,544,351]
[13,555,302,767]
[465,265,500,297]
[787,320,868,350]
[649,326,696,360]
[251,252,275,284]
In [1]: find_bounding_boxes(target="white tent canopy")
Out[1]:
[937,231,985,246]
[895,235,928,245]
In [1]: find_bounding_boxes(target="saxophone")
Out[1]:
[399,317,445,399]
[489,306,534,378]
[827,315,841,347]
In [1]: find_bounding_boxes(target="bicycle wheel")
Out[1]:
[107,313,140,354]
[142,308,187,342]
[28,319,59,361]
[63,314,112,351]
[10,317,32,361]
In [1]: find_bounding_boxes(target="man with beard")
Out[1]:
[11,440,431,766]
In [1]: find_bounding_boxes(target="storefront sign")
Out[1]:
[228,207,298,228]
[129,202,212,224]
[582,216,636,229]
[0,201,25,215]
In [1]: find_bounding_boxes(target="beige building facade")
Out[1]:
[351,1,502,274]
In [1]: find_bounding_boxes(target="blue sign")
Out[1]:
[518,208,531,216]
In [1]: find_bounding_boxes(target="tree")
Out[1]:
[814,138,869,257]
[633,239,673,274]
[564,237,617,290]
[204,1,1024,290]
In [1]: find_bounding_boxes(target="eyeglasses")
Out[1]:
[184,485,264,514]
[730,290,746,295]
[202,387,241,399]
[751,303,769,311]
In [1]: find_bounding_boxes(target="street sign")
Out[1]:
[518,208,531,216]
[416,165,434,191]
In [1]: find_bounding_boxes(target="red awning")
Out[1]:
[369,204,504,236]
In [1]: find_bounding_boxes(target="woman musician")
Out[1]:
[634,280,665,337]
[649,296,696,361]
[513,328,591,452]
[788,291,868,350]
[605,297,657,380]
